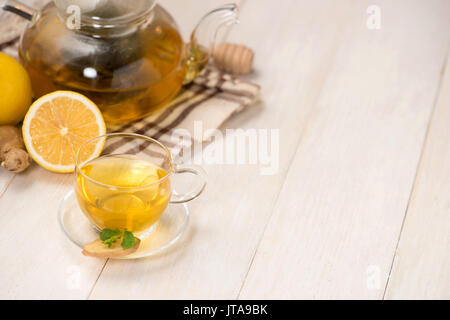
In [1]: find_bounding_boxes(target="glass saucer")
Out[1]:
[58,190,190,259]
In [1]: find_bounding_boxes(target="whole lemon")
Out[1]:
[0,53,33,125]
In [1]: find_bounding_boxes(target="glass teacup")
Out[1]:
[75,133,206,237]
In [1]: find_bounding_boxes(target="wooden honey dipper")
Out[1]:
[213,43,254,75]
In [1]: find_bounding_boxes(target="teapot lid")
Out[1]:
[54,0,156,24]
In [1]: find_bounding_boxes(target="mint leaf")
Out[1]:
[121,230,135,249]
[100,229,136,249]
[103,234,121,248]
[100,229,121,247]
[100,229,121,241]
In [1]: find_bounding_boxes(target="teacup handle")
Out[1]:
[170,164,207,204]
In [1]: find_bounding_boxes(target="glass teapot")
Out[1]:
[1,0,239,124]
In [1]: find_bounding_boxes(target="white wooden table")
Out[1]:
[0,0,449,299]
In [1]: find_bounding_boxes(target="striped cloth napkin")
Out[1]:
[106,69,260,156]
[0,8,260,157]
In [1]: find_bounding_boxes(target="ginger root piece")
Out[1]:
[82,238,141,259]
[213,43,254,75]
[0,126,31,173]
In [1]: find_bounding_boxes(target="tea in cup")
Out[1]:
[75,133,206,237]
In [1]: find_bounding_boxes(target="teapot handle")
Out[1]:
[1,0,37,21]
[184,3,239,84]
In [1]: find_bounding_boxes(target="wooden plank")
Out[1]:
[0,171,15,198]
[89,0,356,299]
[0,165,106,299]
[239,0,450,299]
[384,52,450,300]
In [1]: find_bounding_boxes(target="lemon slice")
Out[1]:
[22,91,106,173]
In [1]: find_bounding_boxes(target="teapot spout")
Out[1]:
[1,0,37,21]
[184,3,239,84]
